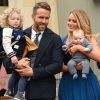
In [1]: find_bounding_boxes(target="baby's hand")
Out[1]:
[84,48,90,52]
[11,56,18,64]
[62,44,67,51]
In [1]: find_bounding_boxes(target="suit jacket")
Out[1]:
[23,26,63,99]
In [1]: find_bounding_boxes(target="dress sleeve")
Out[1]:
[61,35,71,65]
[61,35,67,44]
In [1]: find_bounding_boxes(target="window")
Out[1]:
[0,0,8,6]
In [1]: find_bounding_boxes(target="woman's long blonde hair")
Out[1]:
[70,9,93,40]
[0,8,23,29]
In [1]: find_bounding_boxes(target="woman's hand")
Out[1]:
[68,45,79,55]
[76,62,82,70]
[62,64,68,72]
[62,62,82,73]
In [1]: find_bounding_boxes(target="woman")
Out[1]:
[59,9,100,100]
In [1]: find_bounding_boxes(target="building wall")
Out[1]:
[0,7,7,14]
[57,0,100,35]
[8,0,59,33]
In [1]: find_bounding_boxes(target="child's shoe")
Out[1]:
[4,89,13,97]
[14,92,26,100]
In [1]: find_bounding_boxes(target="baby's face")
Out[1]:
[73,30,84,44]
[74,36,84,44]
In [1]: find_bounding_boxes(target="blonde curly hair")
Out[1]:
[0,8,23,28]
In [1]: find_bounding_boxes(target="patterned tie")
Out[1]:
[34,33,41,46]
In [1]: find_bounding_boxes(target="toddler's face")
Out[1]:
[7,12,21,28]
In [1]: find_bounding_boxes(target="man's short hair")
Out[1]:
[33,2,51,14]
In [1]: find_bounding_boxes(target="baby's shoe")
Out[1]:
[82,73,87,79]
[73,73,78,79]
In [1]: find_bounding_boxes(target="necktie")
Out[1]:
[29,33,41,68]
[34,33,41,46]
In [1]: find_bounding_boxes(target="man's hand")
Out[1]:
[15,65,33,77]
[15,57,30,69]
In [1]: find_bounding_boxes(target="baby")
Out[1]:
[62,29,93,79]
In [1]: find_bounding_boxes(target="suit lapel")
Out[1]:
[23,26,32,38]
[35,29,53,66]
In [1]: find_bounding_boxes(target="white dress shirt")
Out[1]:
[31,28,43,45]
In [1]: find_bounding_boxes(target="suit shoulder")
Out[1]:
[23,26,32,34]
[46,28,60,37]
[24,27,31,31]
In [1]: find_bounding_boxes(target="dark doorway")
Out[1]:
[0,0,8,6]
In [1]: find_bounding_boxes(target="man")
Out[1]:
[16,2,63,100]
